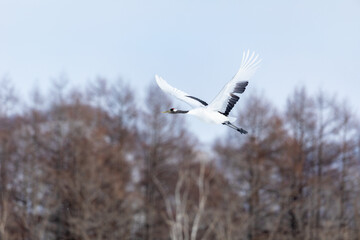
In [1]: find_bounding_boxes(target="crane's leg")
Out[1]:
[222,121,248,134]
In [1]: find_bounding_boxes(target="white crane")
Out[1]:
[155,50,261,134]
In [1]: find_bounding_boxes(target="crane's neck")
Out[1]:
[173,110,189,114]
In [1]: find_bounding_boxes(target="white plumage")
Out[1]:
[156,50,261,134]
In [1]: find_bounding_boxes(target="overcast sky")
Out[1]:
[1,0,359,143]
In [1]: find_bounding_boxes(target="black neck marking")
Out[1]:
[174,110,189,114]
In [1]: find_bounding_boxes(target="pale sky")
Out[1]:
[1,0,360,143]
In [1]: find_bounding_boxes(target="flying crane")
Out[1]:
[156,50,260,134]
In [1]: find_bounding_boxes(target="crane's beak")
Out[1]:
[162,110,170,113]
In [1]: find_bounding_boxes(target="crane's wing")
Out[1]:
[155,75,208,108]
[207,50,261,116]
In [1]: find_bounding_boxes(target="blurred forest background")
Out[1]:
[0,76,359,240]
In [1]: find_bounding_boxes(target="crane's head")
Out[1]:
[162,108,177,114]
[162,108,189,114]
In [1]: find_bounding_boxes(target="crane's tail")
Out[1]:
[222,121,248,134]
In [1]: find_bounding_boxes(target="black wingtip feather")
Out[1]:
[234,81,249,94]
[220,81,249,116]
[223,93,240,116]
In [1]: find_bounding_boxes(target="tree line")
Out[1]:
[0,77,359,240]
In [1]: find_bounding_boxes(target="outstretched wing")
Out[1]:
[207,50,261,116]
[155,75,208,108]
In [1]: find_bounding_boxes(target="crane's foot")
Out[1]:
[238,128,248,134]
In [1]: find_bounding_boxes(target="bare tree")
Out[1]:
[138,84,198,240]
[214,92,288,240]
[0,77,18,240]
[153,161,212,240]
[283,87,316,239]
[1,75,360,240]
